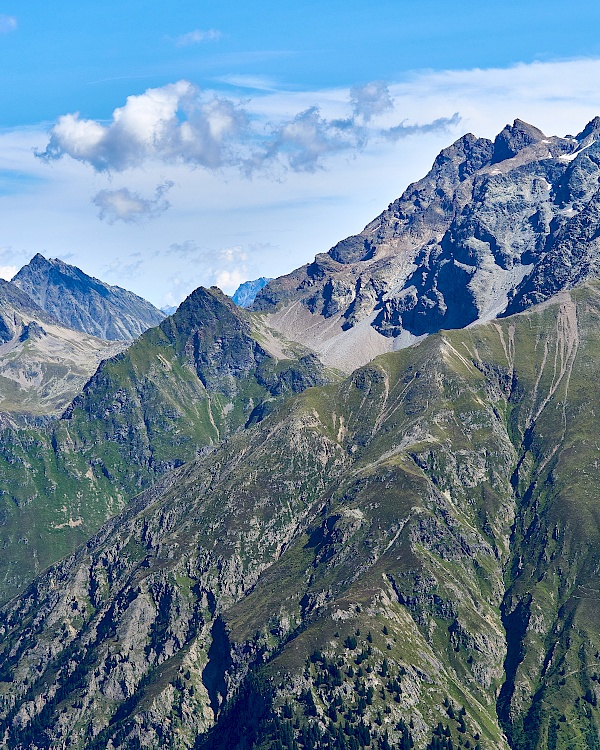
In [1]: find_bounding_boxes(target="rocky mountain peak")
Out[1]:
[431,131,494,178]
[251,117,600,372]
[574,117,600,148]
[26,251,50,267]
[491,118,546,163]
[12,253,164,340]
[576,115,600,143]
[18,320,47,342]
[232,277,273,308]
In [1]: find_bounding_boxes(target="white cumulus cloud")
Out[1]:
[0,265,17,280]
[38,81,249,172]
[92,181,173,223]
[215,268,247,292]
[36,80,459,176]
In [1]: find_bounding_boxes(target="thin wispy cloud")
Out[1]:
[92,181,173,223]
[247,106,364,174]
[384,112,461,141]
[102,252,144,281]
[36,80,460,177]
[175,29,222,46]
[0,15,17,34]
[162,241,250,297]
[0,246,29,275]
[217,74,279,91]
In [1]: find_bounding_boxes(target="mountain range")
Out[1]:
[1,119,600,750]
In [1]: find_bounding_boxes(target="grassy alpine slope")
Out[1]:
[1,281,600,748]
[0,286,330,603]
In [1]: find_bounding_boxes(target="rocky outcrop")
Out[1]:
[12,254,165,340]
[0,278,53,344]
[252,118,600,373]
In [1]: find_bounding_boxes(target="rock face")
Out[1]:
[252,118,600,372]
[1,282,600,749]
[232,277,273,308]
[12,254,165,340]
[0,279,124,420]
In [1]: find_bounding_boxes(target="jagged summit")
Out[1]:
[12,253,164,340]
[576,115,600,142]
[491,118,546,163]
[252,117,600,372]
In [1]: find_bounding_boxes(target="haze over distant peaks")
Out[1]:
[12,253,164,341]
[160,304,178,316]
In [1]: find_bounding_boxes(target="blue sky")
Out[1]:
[3,0,600,126]
[1,1,600,306]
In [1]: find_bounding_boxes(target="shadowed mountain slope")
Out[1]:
[1,281,599,749]
[12,254,165,341]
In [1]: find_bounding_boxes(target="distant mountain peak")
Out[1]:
[576,115,600,142]
[231,276,273,308]
[12,253,164,340]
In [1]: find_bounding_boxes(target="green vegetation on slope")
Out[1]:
[0,286,331,603]
[2,283,600,749]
